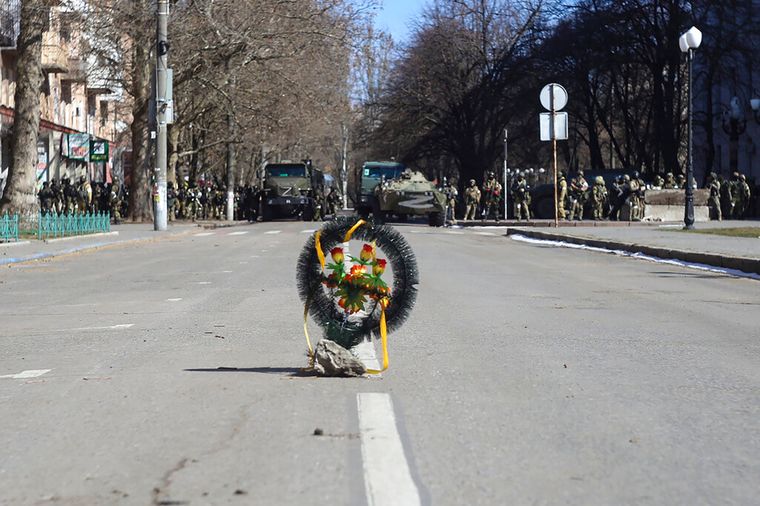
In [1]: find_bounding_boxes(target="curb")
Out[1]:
[43,231,119,243]
[0,240,31,248]
[506,228,760,276]
[1,228,197,267]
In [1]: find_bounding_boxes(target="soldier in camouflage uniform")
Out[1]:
[567,170,588,220]
[482,172,502,220]
[38,181,54,214]
[464,179,481,220]
[557,172,567,219]
[511,174,530,221]
[591,176,607,220]
[110,178,123,223]
[707,172,721,221]
[736,173,751,219]
[663,172,676,189]
[167,182,177,221]
[675,174,686,190]
[652,174,664,189]
[50,177,62,213]
[444,180,458,224]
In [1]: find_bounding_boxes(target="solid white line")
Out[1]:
[194,232,215,237]
[264,230,281,235]
[357,393,421,506]
[353,340,381,372]
[166,298,182,302]
[228,231,249,236]
[0,369,52,379]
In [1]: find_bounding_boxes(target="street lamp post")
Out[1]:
[679,26,702,230]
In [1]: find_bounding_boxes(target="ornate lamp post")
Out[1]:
[679,26,702,230]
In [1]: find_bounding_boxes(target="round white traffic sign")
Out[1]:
[540,83,568,111]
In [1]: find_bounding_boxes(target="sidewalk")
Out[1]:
[0,222,208,266]
[506,220,760,276]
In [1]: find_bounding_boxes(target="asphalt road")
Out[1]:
[1,221,758,505]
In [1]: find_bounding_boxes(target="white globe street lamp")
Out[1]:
[679,26,702,230]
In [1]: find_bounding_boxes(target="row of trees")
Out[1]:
[362,0,759,188]
[1,0,369,220]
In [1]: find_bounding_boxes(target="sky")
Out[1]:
[374,0,426,45]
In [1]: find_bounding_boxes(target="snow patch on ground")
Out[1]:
[509,234,760,281]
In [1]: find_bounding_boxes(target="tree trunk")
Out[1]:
[128,41,153,221]
[0,1,47,217]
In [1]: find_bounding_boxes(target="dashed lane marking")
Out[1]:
[197,281,212,285]
[167,298,183,302]
[194,232,215,237]
[444,230,465,235]
[71,324,134,331]
[228,231,249,236]
[0,369,52,379]
[357,393,421,506]
[474,231,496,236]
[221,270,233,273]
[301,229,316,234]
[264,230,281,235]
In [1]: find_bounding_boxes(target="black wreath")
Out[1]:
[296,217,419,349]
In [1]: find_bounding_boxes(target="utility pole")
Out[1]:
[154,0,169,231]
[503,127,508,221]
[226,61,237,221]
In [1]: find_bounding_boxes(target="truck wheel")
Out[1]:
[428,212,444,227]
[302,206,315,221]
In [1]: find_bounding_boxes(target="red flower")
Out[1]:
[360,243,375,262]
[373,258,387,276]
[350,264,366,276]
[330,247,344,264]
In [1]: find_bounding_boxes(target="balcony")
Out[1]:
[62,57,87,82]
[41,43,69,73]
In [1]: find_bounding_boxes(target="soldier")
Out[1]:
[567,170,588,220]
[651,174,664,189]
[38,181,54,214]
[631,171,646,220]
[720,173,735,219]
[167,182,177,222]
[91,182,103,213]
[63,177,78,214]
[675,174,686,189]
[177,181,188,219]
[444,179,458,224]
[50,177,62,213]
[557,172,567,220]
[737,173,751,219]
[707,172,721,221]
[464,179,481,220]
[608,175,624,221]
[109,178,123,223]
[482,171,502,220]
[76,176,91,213]
[591,176,607,220]
[511,173,530,221]
[663,172,676,189]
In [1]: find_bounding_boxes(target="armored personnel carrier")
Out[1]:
[375,169,446,226]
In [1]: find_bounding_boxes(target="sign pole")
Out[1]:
[154,0,169,231]
[503,128,508,221]
[550,84,558,227]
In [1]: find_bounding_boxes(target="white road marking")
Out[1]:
[197,281,212,285]
[194,232,215,237]
[444,230,465,235]
[221,270,233,273]
[228,231,249,236]
[474,231,496,236]
[357,393,421,506]
[264,230,281,235]
[250,255,260,258]
[0,369,52,379]
[352,340,381,373]
[301,229,316,234]
[166,298,183,302]
[239,261,248,265]
[72,324,134,331]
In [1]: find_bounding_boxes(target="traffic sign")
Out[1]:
[540,83,568,111]
[540,112,569,141]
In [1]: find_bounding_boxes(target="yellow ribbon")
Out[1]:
[304,220,390,374]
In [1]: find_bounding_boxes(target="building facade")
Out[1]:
[0,0,128,196]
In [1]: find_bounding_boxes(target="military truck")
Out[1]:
[357,161,446,226]
[260,161,324,221]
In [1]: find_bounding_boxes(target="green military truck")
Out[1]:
[356,161,446,226]
[260,161,324,221]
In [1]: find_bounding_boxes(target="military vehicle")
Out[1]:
[357,161,446,226]
[260,160,324,221]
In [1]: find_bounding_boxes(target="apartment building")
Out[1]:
[0,0,127,194]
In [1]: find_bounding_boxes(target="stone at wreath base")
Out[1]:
[313,339,367,377]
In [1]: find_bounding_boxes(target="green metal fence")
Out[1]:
[37,212,111,240]
[0,213,20,242]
